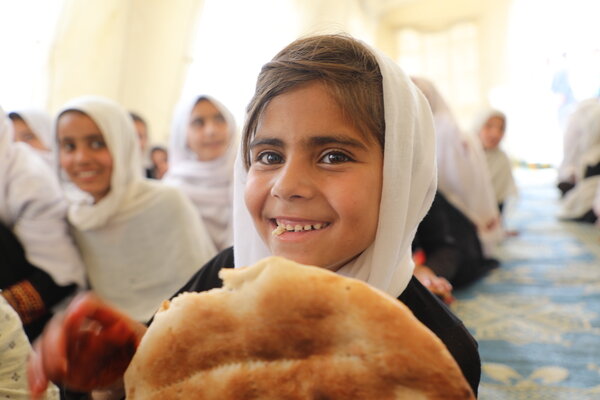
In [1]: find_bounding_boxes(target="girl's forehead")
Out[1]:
[57,111,104,137]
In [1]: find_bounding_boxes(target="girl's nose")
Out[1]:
[73,146,91,163]
[204,120,220,138]
[270,158,315,201]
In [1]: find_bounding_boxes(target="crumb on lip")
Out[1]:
[272,225,286,236]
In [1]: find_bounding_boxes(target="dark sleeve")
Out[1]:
[399,277,481,397]
[414,192,461,280]
[145,247,235,327]
[174,246,234,296]
[0,222,76,340]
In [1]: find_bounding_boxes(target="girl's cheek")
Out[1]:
[244,173,263,216]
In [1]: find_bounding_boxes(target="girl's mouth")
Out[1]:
[271,219,330,236]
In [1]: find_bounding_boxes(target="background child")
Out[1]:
[163,95,237,251]
[473,108,517,213]
[8,109,54,165]
[54,96,216,322]
[0,106,85,340]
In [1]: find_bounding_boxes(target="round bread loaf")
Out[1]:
[124,256,475,399]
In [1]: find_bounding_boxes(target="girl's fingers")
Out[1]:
[39,314,68,383]
[27,341,49,399]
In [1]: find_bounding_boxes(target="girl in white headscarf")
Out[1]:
[163,95,237,251]
[411,77,503,256]
[54,96,216,322]
[0,106,85,340]
[558,100,600,222]
[472,108,517,211]
[557,97,600,196]
[8,109,54,165]
[29,34,480,399]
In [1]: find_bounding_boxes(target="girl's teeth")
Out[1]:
[271,221,328,236]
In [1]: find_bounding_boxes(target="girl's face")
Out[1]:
[245,82,383,271]
[57,112,113,203]
[186,99,230,161]
[12,118,48,151]
[479,116,505,150]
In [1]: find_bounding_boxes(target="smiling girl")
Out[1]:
[29,35,480,398]
[54,96,216,322]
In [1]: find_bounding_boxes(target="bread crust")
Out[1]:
[124,256,475,399]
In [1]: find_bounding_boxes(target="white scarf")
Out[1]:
[233,44,437,298]
[558,98,600,184]
[471,109,517,204]
[411,77,503,255]
[58,96,217,320]
[559,101,600,220]
[163,95,237,251]
[0,106,85,288]
[10,108,54,165]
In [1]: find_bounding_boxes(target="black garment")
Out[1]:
[585,161,600,179]
[561,161,600,222]
[0,222,76,341]
[175,247,481,397]
[557,181,575,197]
[414,192,499,288]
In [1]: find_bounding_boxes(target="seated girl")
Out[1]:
[472,108,517,213]
[413,191,500,304]
[163,95,237,251]
[53,96,217,322]
[558,100,600,223]
[29,34,481,399]
[0,107,85,341]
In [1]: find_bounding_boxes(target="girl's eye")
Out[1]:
[191,118,205,128]
[90,140,106,149]
[256,151,283,165]
[320,151,352,164]
[61,142,75,152]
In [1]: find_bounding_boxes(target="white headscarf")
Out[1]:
[163,95,237,251]
[0,106,85,288]
[9,108,54,165]
[411,77,503,254]
[558,98,600,184]
[471,108,518,204]
[57,96,217,320]
[559,101,600,220]
[232,42,437,297]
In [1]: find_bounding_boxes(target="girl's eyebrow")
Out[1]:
[309,135,368,151]
[58,133,103,141]
[249,137,284,149]
[249,135,369,151]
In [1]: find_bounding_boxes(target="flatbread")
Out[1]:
[124,256,475,399]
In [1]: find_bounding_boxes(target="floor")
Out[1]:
[450,168,600,399]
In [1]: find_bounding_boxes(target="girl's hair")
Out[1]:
[241,33,384,168]
[7,112,24,122]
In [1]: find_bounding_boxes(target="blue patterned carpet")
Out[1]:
[450,168,600,399]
